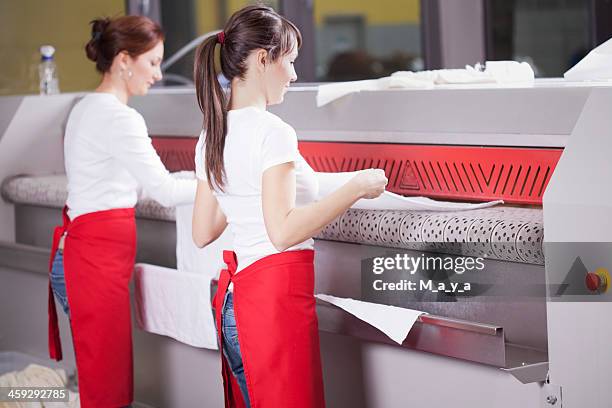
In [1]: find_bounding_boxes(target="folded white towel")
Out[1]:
[393,61,534,85]
[134,263,218,349]
[484,60,535,83]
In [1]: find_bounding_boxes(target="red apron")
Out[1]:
[214,250,326,408]
[48,207,137,408]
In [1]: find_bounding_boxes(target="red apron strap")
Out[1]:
[214,270,229,337]
[215,250,237,341]
[47,206,69,361]
[62,205,70,226]
[48,283,62,361]
[223,250,238,273]
[48,207,68,271]
[215,251,249,408]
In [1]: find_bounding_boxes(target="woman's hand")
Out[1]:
[262,165,388,252]
[350,169,388,199]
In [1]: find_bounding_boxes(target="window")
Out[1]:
[486,0,592,77]
[145,0,423,84]
[313,0,422,81]
[160,0,278,86]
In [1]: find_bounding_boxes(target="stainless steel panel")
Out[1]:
[0,96,23,142]
[125,84,598,146]
[14,204,177,268]
[0,241,49,275]
[316,240,548,351]
[317,301,507,367]
[272,85,590,139]
[502,361,549,384]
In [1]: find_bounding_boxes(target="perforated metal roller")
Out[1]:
[1,175,176,221]
[2,175,544,265]
[317,207,544,265]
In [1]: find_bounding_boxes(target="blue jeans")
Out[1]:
[50,250,70,315]
[222,292,251,407]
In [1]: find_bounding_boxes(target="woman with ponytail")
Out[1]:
[47,15,196,408]
[192,5,387,407]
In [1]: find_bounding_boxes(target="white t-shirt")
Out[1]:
[65,93,196,220]
[194,106,319,272]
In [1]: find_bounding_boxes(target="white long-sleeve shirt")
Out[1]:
[64,93,196,220]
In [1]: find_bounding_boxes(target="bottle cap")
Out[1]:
[40,45,56,61]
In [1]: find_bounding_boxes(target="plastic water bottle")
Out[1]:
[39,45,60,95]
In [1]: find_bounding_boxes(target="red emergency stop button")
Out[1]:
[585,268,609,293]
[586,273,602,291]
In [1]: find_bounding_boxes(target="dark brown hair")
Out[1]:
[85,15,165,73]
[194,5,302,191]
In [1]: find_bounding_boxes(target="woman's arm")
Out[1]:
[112,112,196,206]
[192,179,227,248]
[262,163,386,252]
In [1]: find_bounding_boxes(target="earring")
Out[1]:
[119,68,132,80]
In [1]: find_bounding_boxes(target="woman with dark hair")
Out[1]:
[47,15,196,408]
[192,5,387,407]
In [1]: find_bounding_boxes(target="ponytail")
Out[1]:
[193,5,302,192]
[194,34,227,191]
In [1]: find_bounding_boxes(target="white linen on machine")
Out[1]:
[564,37,612,81]
[316,294,425,345]
[315,171,503,211]
[134,263,218,349]
[316,61,535,107]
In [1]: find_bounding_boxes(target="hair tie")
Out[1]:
[217,31,225,45]
[93,31,102,42]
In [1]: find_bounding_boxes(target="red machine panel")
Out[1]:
[151,137,562,205]
[151,136,198,172]
[299,142,562,205]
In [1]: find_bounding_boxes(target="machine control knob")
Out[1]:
[585,273,602,291]
[546,395,558,405]
[585,268,609,293]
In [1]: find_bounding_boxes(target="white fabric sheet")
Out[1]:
[564,37,612,81]
[134,263,218,349]
[317,61,535,106]
[316,294,425,345]
[315,171,503,211]
[317,77,433,107]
